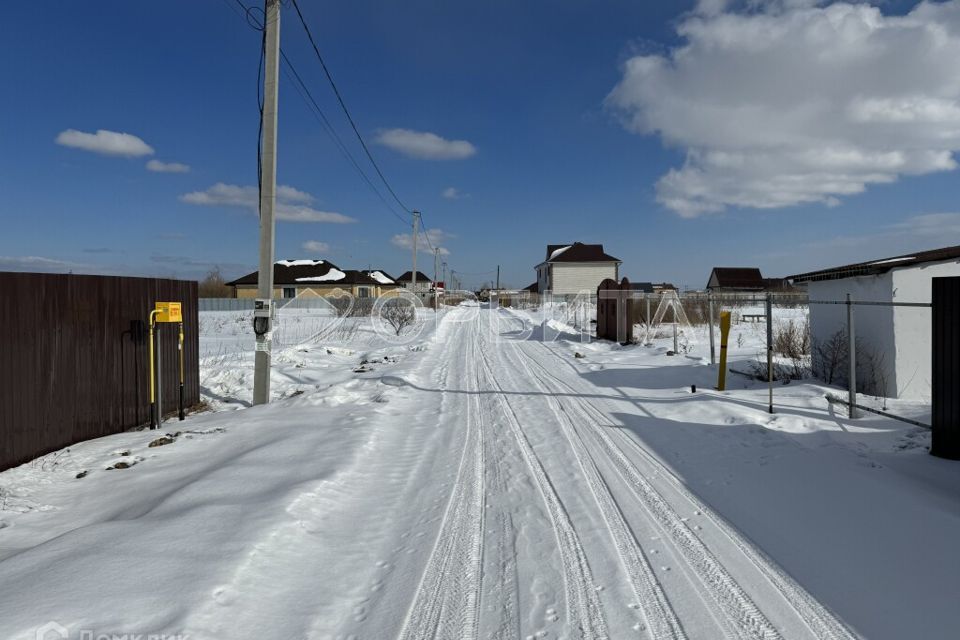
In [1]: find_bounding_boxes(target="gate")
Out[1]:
[932,276,960,459]
[596,277,633,344]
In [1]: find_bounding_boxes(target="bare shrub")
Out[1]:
[328,296,374,317]
[812,328,890,396]
[198,267,232,298]
[773,318,810,360]
[748,318,811,381]
[381,299,416,335]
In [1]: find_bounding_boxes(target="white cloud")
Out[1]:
[607,1,960,217]
[888,212,960,237]
[376,129,476,160]
[391,228,452,255]
[302,240,330,254]
[146,159,190,173]
[180,183,356,223]
[55,129,155,157]
[0,256,86,272]
[442,187,465,199]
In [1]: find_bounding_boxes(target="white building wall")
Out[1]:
[890,258,960,400]
[807,273,896,397]
[550,263,618,295]
[807,258,960,400]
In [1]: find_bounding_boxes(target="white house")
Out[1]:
[789,245,960,400]
[535,242,621,295]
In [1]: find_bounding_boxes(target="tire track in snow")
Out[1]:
[523,335,858,640]
[500,338,687,640]
[609,426,858,640]
[397,320,486,640]
[474,327,609,639]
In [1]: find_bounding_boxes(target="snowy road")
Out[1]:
[7,305,952,639]
[396,308,856,640]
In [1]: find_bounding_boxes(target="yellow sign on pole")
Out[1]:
[155,301,182,323]
[717,310,732,391]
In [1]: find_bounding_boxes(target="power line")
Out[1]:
[223,0,411,227]
[288,0,412,214]
[279,52,411,226]
[416,210,437,253]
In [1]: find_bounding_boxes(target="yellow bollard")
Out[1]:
[717,310,732,391]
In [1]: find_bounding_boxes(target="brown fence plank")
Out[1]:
[0,272,199,471]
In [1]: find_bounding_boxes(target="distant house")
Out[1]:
[706,267,764,291]
[706,267,797,293]
[535,242,621,294]
[652,282,678,295]
[394,270,434,294]
[227,259,401,299]
[789,244,960,399]
[627,281,654,294]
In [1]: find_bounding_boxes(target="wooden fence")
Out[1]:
[0,272,199,471]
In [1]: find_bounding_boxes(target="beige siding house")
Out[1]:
[227,260,401,299]
[535,243,621,294]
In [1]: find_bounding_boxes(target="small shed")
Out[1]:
[789,245,960,399]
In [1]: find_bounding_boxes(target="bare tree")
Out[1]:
[381,299,416,335]
[198,266,232,298]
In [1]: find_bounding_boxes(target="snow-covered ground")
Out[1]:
[1,305,958,639]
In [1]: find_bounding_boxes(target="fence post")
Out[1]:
[766,293,773,414]
[846,293,858,419]
[708,292,716,365]
[645,295,651,343]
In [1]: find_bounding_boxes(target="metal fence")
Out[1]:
[0,272,200,471]
[198,297,336,313]
[698,292,932,426]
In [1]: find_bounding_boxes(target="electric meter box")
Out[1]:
[155,301,183,323]
[253,299,273,318]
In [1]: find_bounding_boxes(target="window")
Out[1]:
[283,287,296,299]
[357,287,370,299]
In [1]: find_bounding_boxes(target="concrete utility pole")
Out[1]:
[434,247,440,308]
[496,265,500,291]
[411,211,420,294]
[253,0,281,406]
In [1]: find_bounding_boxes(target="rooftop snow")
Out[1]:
[368,271,394,284]
[277,259,326,267]
[549,245,571,260]
[296,268,345,282]
[869,257,914,265]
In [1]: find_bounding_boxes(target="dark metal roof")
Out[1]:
[626,281,654,292]
[544,242,620,263]
[523,282,539,293]
[789,245,960,283]
[226,260,342,286]
[339,270,397,286]
[394,270,433,283]
[707,267,764,290]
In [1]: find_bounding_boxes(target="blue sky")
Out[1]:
[3,0,960,289]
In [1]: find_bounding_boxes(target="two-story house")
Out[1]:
[535,242,621,294]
